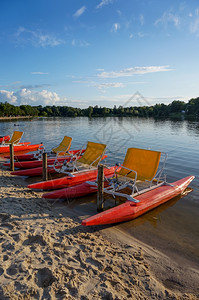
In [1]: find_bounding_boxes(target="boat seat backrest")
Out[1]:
[117,147,161,181]
[6,131,23,144]
[52,136,72,154]
[78,141,106,167]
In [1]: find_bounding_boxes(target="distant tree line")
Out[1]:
[0,97,199,120]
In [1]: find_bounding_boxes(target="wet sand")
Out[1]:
[0,163,199,299]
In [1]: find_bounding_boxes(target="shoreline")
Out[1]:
[0,164,198,299]
[0,116,32,121]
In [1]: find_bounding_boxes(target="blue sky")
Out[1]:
[0,0,199,108]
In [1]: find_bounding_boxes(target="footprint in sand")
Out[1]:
[23,234,47,246]
[0,213,10,222]
[3,255,9,261]
[35,267,55,288]
[0,267,4,276]
[6,263,18,277]
[85,257,103,271]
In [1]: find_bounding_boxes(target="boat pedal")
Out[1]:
[86,181,97,186]
[65,172,75,177]
[127,195,140,203]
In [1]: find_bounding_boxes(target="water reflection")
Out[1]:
[186,121,199,136]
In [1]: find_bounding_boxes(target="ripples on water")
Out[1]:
[1,117,199,265]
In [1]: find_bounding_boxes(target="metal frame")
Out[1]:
[103,152,168,203]
[53,144,106,176]
[33,140,78,160]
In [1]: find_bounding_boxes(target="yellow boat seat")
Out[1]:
[51,136,72,155]
[5,131,23,144]
[78,141,106,167]
[117,147,161,181]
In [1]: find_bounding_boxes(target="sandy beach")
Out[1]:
[0,116,32,121]
[0,163,198,299]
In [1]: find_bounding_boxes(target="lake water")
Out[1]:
[1,117,199,267]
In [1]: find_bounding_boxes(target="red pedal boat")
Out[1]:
[42,177,113,200]
[43,182,99,199]
[12,154,107,178]
[0,135,10,143]
[0,143,42,154]
[82,176,195,226]
[11,165,58,177]
[4,152,83,169]
[4,157,68,169]
[28,165,117,190]
[10,155,78,176]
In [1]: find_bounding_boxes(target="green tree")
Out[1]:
[186,97,199,117]
[169,100,186,113]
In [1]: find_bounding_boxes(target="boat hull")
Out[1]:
[4,156,77,169]
[42,176,112,199]
[11,165,57,177]
[28,165,117,190]
[10,155,75,176]
[82,176,195,226]
[0,143,42,154]
[43,182,98,199]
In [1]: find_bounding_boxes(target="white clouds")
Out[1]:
[0,90,17,104]
[139,14,144,26]
[98,66,172,78]
[129,32,147,39]
[96,0,113,9]
[36,34,61,47]
[97,93,150,106]
[72,79,124,91]
[111,23,120,33]
[73,6,86,18]
[0,89,66,106]
[31,72,48,75]
[137,32,146,38]
[96,68,104,72]
[71,39,90,47]
[155,11,180,28]
[196,8,199,16]
[117,10,122,16]
[154,6,199,36]
[96,94,191,108]
[190,18,199,34]
[147,96,191,105]
[14,27,63,47]
[190,8,199,35]
[0,88,193,109]
[15,26,25,37]
[0,88,91,108]
[16,89,62,105]
[95,82,124,90]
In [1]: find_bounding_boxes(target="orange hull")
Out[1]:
[82,176,195,226]
[28,165,116,190]
[0,143,42,154]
